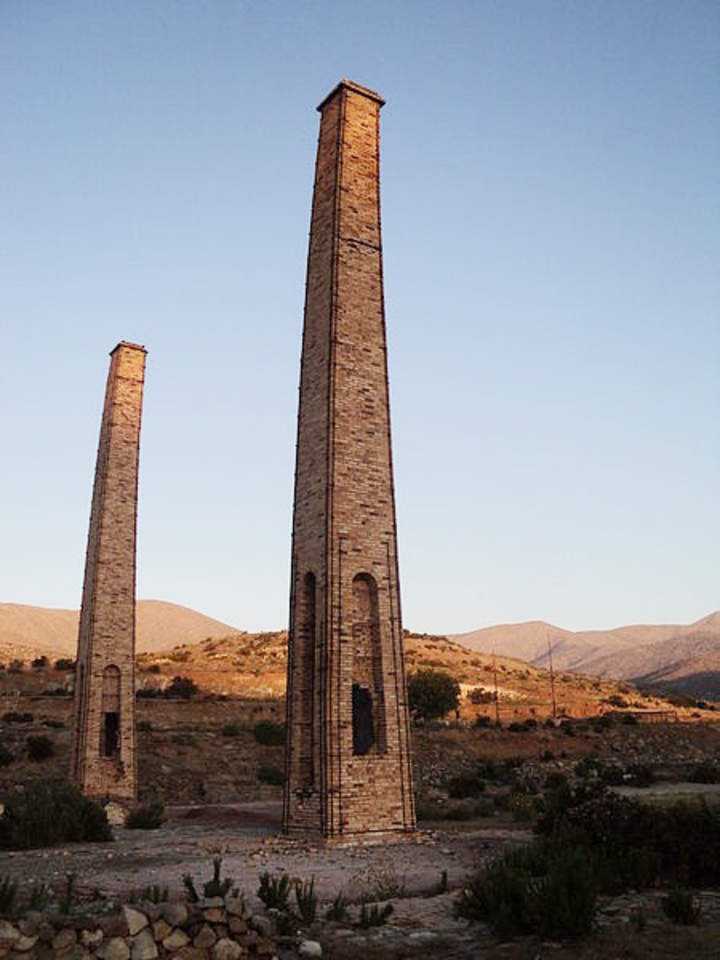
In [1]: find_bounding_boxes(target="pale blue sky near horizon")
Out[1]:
[1,1,718,635]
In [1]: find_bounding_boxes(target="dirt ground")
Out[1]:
[3,803,720,959]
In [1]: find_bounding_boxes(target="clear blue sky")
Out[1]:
[2,1,718,634]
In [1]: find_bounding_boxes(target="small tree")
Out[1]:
[164,676,198,700]
[408,669,460,721]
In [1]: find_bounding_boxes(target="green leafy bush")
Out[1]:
[0,779,111,849]
[407,669,460,720]
[137,721,152,733]
[26,735,55,761]
[222,722,241,737]
[253,721,286,746]
[125,801,166,830]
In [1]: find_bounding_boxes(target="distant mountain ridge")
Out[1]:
[452,611,720,699]
[0,600,241,661]
[2,600,719,700]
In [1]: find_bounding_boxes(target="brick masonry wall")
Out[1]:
[71,342,146,803]
[284,81,415,840]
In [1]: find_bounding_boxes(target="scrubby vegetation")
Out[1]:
[0,779,111,850]
[252,720,286,746]
[125,801,166,830]
[26,735,54,761]
[456,776,720,941]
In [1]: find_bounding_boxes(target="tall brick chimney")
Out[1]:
[283,80,415,841]
[71,341,146,804]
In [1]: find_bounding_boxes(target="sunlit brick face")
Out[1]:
[283,81,415,841]
[71,341,146,804]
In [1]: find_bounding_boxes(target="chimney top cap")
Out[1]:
[317,78,385,112]
[111,340,147,355]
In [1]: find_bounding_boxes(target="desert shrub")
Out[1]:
[531,846,596,939]
[136,686,161,699]
[357,903,393,928]
[625,763,655,787]
[575,755,603,779]
[140,884,168,903]
[473,715,491,728]
[253,721,286,746]
[203,856,234,898]
[455,843,596,939]
[446,771,485,799]
[592,714,613,729]
[42,719,65,729]
[662,888,701,925]
[0,745,14,767]
[507,722,524,733]
[622,713,638,725]
[258,764,284,785]
[0,876,18,914]
[295,877,317,924]
[169,648,191,663]
[53,658,75,671]
[540,750,554,762]
[688,761,720,784]
[541,786,720,889]
[0,779,111,849]
[444,798,494,821]
[183,856,234,901]
[8,660,24,674]
[407,669,460,721]
[2,712,33,724]
[137,721,152,732]
[258,871,291,910]
[28,882,48,911]
[222,722,241,737]
[326,891,350,923]
[508,792,542,823]
[125,801,166,830]
[32,656,48,670]
[164,676,198,699]
[27,735,54,761]
[599,764,625,786]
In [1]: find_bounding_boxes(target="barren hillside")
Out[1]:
[0,600,241,661]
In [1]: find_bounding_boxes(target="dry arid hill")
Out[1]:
[0,600,241,662]
[452,611,720,699]
[131,628,692,722]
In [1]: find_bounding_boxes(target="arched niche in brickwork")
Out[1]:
[299,572,316,786]
[101,665,121,758]
[351,573,386,756]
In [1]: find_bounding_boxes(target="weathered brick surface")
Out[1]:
[71,342,146,803]
[283,80,415,840]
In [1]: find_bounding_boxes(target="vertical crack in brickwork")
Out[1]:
[71,341,146,804]
[283,80,416,841]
